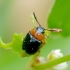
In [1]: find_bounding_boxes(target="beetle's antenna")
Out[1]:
[33,12,42,27]
[45,28,62,32]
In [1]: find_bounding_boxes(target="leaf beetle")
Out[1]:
[22,12,62,55]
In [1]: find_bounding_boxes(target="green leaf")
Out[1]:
[48,0,70,36]
[12,33,23,53]
[0,33,23,53]
[0,33,29,57]
[0,33,28,57]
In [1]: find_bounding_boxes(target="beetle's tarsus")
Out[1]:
[41,40,45,44]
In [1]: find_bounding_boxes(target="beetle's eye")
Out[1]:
[30,28,36,36]
[35,33,44,40]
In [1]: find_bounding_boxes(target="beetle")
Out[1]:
[22,12,62,55]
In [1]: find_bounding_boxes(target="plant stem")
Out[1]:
[34,54,70,70]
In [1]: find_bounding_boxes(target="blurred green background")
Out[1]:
[0,0,70,70]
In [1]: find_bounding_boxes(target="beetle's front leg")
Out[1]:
[41,40,45,44]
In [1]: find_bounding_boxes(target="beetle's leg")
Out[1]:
[41,34,49,44]
[41,40,45,44]
[45,34,49,38]
[38,49,40,53]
